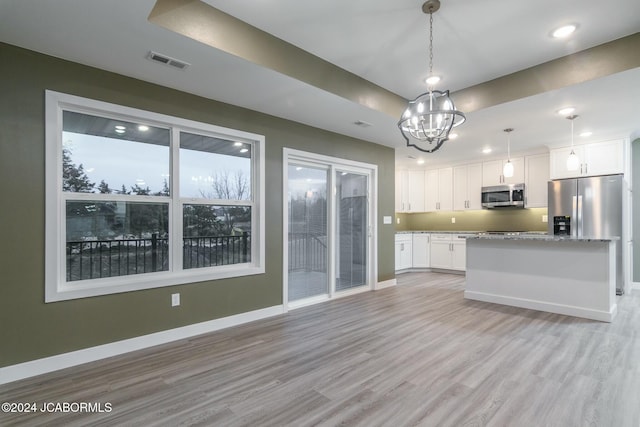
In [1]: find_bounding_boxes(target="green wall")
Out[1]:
[395,208,549,232]
[0,43,396,367]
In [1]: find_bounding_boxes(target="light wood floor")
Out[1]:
[2,272,640,426]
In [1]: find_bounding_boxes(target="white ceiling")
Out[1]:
[1,0,639,169]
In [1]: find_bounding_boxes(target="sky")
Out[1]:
[63,132,251,198]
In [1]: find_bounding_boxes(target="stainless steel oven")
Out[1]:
[481,183,525,208]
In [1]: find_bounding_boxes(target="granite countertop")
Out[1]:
[467,234,620,242]
[396,230,482,234]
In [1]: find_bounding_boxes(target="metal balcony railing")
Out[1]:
[66,232,250,281]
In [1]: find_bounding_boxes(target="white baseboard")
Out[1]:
[0,305,284,385]
[633,281,640,291]
[375,278,397,290]
[464,290,616,323]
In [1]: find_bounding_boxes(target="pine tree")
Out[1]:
[62,148,94,192]
[98,180,112,194]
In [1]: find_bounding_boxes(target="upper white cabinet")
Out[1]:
[425,167,453,212]
[525,153,550,208]
[482,157,525,186]
[395,170,425,212]
[550,139,624,179]
[453,163,482,210]
[407,170,425,212]
[395,170,407,212]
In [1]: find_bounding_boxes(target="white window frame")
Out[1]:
[45,90,265,302]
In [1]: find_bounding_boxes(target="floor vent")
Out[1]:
[147,51,190,70]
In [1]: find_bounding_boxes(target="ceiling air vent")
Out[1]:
[353,120,373,128]
[147,51,190,70]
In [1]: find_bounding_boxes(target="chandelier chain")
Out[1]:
[428,12,434,77]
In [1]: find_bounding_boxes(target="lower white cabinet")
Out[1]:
[412,233,430,268]
[395,234,413,271]
[430,234,468,271]
[396,232,467,272]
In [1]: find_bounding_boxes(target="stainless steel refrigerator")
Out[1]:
[548,174,623,294]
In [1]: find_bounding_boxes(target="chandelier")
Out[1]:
[398,0,465,153]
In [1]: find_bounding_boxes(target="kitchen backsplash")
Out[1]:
[396,208,548,232]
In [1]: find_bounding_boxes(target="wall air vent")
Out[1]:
[147,51,190,70]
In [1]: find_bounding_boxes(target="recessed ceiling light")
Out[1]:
[482,147,492,154]
[552,24,577,39]
[557,106,575,116]
[448,133,458,140]
[240,148,248,153]
[425,75,441,86]
[234,142,243,147]
[579,131,593,137]
[138,125,149,132]
[115,128,126,134]
[417,159,425,165]
[115,125,126,130]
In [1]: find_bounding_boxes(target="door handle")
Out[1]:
[572,196,577,237]
[577,195,583,236]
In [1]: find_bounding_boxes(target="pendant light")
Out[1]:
[566,115,580,171]
[397,0,465,153]
[503,128,514,178]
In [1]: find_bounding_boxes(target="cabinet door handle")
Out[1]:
[401,243,404,251]
[408,203,411,211]
[585,163,588,175]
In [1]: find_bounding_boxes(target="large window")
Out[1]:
[45,91,265,302]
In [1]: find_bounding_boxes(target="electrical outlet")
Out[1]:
[396,217,400,224]
[171,293,180,307]
[542,215,548,223]
[451,217,456,224]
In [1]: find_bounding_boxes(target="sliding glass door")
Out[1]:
[336,171,368,291]
[285,150,375,309]
[287,164,329,303]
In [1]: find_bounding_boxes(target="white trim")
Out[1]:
[0,305,284,385]
[633,282,640,291]
[375,278,397,290]
[44,90,266,302]
[464,290,616,323]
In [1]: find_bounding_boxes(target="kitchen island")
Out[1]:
[464,234,618,322]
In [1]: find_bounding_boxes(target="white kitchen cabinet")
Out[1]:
[395,170,425,212]
[451,238,467,271]
[430,234,467,271]
[407,170,425,212]
[525,153,550,208]
[425,167,453,212]
[395,170,408,212]
[550,139,624,179]
[412,233,430,268]
[482,157,524,186]
[395,234,413,271]
[453,163,482,210]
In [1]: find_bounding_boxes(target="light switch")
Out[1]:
[383,216,392,224]
[451,217,456,224]
[542,215,548,223]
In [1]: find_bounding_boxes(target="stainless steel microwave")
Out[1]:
[481,183,525,208]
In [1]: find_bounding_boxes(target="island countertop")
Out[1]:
[467,234,620,242]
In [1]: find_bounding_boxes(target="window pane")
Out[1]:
[66,200,169,281]
[179,132,251,200]
[62,111,170,195]
[183,204,251,269]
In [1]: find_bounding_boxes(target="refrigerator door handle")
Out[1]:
[577,195,583,237]
[572,195,578,237]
